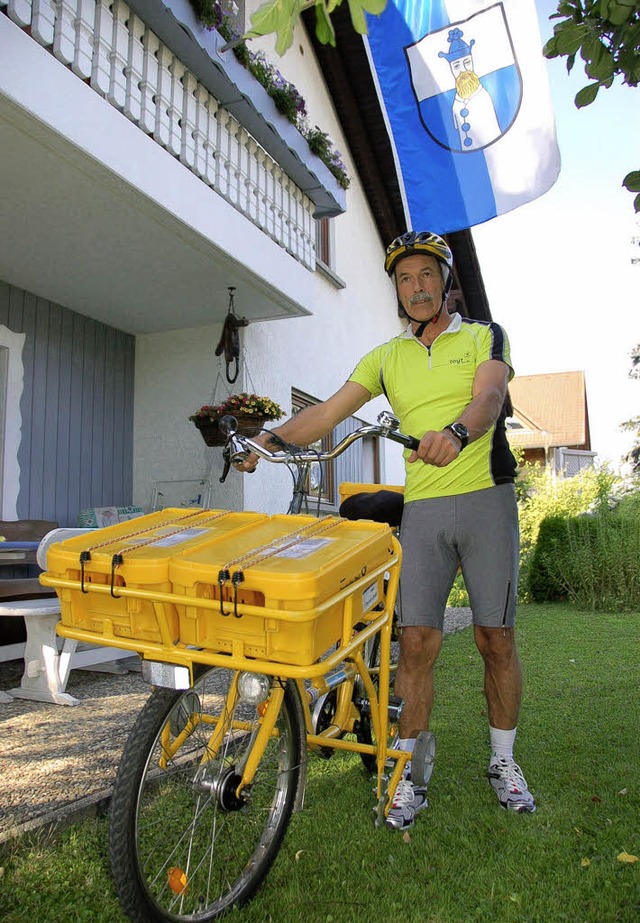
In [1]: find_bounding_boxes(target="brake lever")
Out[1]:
[220,438,255,483]
[219,445,232,483]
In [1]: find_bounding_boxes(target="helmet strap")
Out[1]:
[407,296,446,339]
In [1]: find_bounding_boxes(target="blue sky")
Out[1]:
[472,0,639,470]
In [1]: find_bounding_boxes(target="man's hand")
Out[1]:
[233,431,274,473]
[408,430,461,467]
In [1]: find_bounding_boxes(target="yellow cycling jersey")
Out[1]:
[348,313,517,501]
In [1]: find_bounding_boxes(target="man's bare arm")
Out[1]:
[457,359,511,442]
[238,381,371,469]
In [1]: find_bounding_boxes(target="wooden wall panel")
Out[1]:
[0,281,135,527]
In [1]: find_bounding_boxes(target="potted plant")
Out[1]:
[189,393,284,446]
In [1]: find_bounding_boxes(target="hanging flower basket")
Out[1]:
[189,394,284,448]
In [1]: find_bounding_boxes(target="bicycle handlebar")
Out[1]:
[218,411,420,483]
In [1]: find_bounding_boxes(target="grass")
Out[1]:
[1,604,638,923]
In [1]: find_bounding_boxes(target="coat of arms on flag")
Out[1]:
[365,0,561,233]
[406,5,522,153]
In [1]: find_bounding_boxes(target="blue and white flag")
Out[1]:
[366,0,561,232]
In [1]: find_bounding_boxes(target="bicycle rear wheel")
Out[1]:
[109,666,304,922]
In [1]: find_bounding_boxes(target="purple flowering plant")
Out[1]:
[188,0,350,189]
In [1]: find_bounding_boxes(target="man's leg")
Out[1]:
[395,625,443,737]
[385,626,442,831]
[473,625,521,729]
[388,497,455,831]
[474,625,535,812]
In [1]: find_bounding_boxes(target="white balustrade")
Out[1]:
[108,0,130,112]
[192,84,208,179]
[123,13,145,123]
[4,0,317,270]
[53,0,75,66]
[7,0,31,27]
[140,28,160,135]
[73,0,94,79]
[92,0,114,98]
[180,71,198,170]
[31,0,56,46]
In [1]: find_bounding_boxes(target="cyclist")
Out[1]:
[239,230,535,829]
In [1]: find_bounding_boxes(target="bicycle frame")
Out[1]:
[51,540,407,808]
[42,413,425,922]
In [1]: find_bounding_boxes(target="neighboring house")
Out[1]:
[507,371,596,475]
[0,0,492,527]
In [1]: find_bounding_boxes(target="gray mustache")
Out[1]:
[409,292,434,306]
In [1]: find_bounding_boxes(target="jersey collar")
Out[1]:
[402,311,461,339]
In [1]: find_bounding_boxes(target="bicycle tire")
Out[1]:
[109,666,304,922]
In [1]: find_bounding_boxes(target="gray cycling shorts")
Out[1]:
[398,484,519,631]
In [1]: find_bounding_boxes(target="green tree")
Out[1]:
[241,0,386,55]
[543,1,640,211]
[620,342,640,471]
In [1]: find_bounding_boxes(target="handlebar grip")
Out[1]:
[387,431,420,451]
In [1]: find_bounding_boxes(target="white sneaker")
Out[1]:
[385,778,428,831]
[488,757,536,813]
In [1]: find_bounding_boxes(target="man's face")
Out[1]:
[395,253,445,323]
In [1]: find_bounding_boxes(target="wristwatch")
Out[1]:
[445,422,469,450]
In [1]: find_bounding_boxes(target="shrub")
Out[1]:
[446,572,469,608]
[528,503,640,612]
[527,515,570,603]
[517,463,618,601]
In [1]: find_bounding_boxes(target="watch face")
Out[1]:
[450,423,468,446]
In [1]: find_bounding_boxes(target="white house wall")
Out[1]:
[133,12,408,515]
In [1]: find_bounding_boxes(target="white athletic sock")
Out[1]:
[395,736,417,778]
[490,726,517,763]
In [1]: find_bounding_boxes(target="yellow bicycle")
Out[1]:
[42,412,435,922]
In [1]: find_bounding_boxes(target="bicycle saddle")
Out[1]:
[339,490,404,528]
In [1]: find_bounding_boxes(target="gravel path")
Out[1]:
[0,608,471,841]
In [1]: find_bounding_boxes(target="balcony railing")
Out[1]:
[1,0,317,269]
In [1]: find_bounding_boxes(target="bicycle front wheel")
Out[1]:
[109,666,304,922]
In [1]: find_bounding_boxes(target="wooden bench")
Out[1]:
[0,521,137,705]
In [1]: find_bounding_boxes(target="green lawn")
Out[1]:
[1,604,638,923]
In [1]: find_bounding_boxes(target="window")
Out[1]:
[0,346,7,514]
[317,217,332,267]
[315,218,346,288]
[291,389,334,506]
[291,389,381,510]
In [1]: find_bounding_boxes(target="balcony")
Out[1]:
[0,0,346,330]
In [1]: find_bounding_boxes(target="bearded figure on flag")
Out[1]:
[439,28,501,151]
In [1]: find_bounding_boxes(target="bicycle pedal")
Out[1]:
[386,694,403,722]
[356,694,403,723]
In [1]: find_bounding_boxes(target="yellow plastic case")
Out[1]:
[338,482,404,507]
[45,509,268,644]
[170,514,395,664]
[43,509,396,665]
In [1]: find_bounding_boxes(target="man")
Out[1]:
[239,230,535,830]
